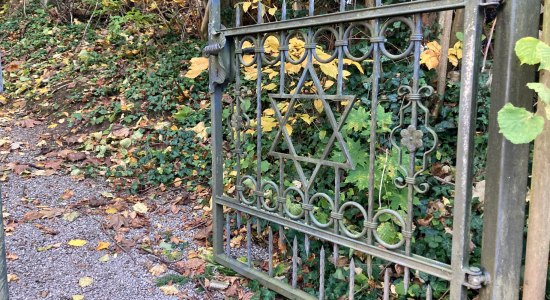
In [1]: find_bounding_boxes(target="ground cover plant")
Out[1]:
[2,0,545,299]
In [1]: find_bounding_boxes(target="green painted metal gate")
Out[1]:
[205,0,540,298]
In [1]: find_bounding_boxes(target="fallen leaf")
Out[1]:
[149,264,167,276]
[67,152,86,162]
[6,252,18,261]
[72,295,84,300]
[95,241,110,251]
[105,206,118,214]
[99,254,110,262]
[18,119,42,128]
[78,276,93,287]
[159,285,179,295]
[68,239,87,247]
[62,211,80,222]
[7,274,18,282]
[132,202,148,214]
[61,189,75,200]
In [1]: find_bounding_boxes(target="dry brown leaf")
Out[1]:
[61,189,75,200]
[149,264,167,276]
[18,119,42,128]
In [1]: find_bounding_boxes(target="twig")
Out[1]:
[198,279,213,300]
[90,216,137,263]
[482,17,497,72]
[78,0,99,49]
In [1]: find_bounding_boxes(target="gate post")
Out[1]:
[208,0,225,257]
[480,0,540,299]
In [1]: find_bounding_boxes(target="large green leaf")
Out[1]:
[537,41,550,71]
[527,83,550,104]
[497,103,544,144]
[344,106,370,133]
[515,37,541,65]
[345,165,370,190]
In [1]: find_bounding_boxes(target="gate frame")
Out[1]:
[207,0,540,298]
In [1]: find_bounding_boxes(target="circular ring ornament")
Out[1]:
[260,180,280,212]
[238,36,257,67]
[312,27,339,64]
[285,31,309,65]
[379,17,416,60]
[283,187,306,219]
[238,175,257,205]
[343,22,374,61]
[261,34,281,66]
[338,201,368,239]
[371,209,406,249]
[308,193,335,228]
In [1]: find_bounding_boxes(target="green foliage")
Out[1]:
[498,37,550,144]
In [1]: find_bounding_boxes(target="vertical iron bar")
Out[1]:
[268,226,274,276]
[247,219,252,267]
[366,0,382,278]
[319,247,326,300]
[449,1,484,298]
[480,0,539,299]
[209,0,224,257]
[0,190,9,299]
[255,4,264,237]
[292,236,298,288]
[333,168,341,265]
[426,284,432,300]
[225,213,231,256]
[383,268,390,300]
[279,0,287,95]
[348,258,355,300]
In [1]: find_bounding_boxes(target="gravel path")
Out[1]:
[0,120,220,300]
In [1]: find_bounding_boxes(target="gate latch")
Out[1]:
[465,267,490,289]
[203,27,234,91]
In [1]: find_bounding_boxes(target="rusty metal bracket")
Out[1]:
[204,26,234,92]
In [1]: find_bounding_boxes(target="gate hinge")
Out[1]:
[480,0,501,7]
[203,27,234,92]
[465,267,490,289]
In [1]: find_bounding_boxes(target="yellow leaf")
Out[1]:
[260,116,277,132]
[319,63,338,79]
[149,264,168,276]
[314,99,324,113]
[184,57,209,79]
[242,1,252,12]
[132,202,148,214]
[263,83,277,91]
[105,207,118,214]
[48,123,58,129]
[79,277,94,287]
[159,285,179,295]
[324,80,335,89]
[95,241,110,251]
[343,59,364,74]
[187,121,208,140]
[99,254,110,262]
[72,295,84,300]
[285,124,293,136]
[7,274,18,282]
[299,114,315,125]
[268,6,277,15]
[68,239,87,247]
[263,108,275,116]
[420,49,440,70]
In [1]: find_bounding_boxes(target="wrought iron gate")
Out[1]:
[206,0,539,299]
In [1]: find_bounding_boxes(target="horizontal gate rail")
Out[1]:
[222,0,465,37]
[218,195,456,282]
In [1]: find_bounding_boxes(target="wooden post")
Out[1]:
[522,1,550,298]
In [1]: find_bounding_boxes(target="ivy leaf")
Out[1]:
[345,165,370,190]
[344,107,370,133]
[515,37,541,65]
[376,222,400,245]
[497,103,544,144]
